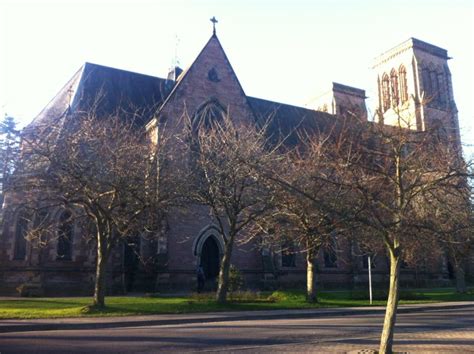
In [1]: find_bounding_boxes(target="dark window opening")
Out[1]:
[323,250,337,268]
[281,241,296,268]
[200,236,220,280]
[124,237,141,292]
[13,212,28,260]
[323,236,338,268]
[422,68,432,99]
[57,211,73,260]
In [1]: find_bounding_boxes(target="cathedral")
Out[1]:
[0,26,469,296]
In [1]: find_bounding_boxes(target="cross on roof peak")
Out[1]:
[210,16,218,36]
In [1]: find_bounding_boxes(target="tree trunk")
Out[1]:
[216,235,234,304]
[93,234,108,308]
[454,264,467,294]
[379,248,401,354]
[306,248,318,303]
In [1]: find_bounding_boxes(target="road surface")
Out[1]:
[0,305,473,353]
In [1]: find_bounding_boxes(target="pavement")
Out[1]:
[1,301,473,334]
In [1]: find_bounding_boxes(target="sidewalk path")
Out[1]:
[1,301,473,333]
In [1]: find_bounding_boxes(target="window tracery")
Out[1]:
[390,69,399,106]
[399,65,408,103]
[193,99,226,132]
[381,74,390,112]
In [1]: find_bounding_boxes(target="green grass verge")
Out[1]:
[0,288,472,319]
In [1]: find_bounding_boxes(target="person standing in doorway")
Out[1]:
[197,265,206,293]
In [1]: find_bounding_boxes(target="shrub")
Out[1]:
[189,292,214,302]
[229,291,266,302]
[266,290,289,302]
[228,265,244,294]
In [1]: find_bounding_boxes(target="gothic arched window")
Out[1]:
[399,65,408,103]
[381,74,391,112]
[57,210,73,261]
[13,211,28,260]
[390,69,399,106]
[192,99,226,133]
[189,99,227,165]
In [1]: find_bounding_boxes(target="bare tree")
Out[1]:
[270,133,349,303]
[11,110,177,308]
[264,111,470,353]
[417,176,472,293]
[326,115,470,353]
[188,114,277,304]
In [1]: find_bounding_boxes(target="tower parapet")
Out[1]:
[308,82,367,121]
[373,38,460,147]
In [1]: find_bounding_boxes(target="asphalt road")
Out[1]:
[1,305,473,353]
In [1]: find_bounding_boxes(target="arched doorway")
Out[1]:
[200,236,220,280]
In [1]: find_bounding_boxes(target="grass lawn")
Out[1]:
[0,288,472,319]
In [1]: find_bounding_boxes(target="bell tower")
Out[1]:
[373,38,460,146]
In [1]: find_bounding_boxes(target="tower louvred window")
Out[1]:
[431,70,439,102]
[422,67,432,99]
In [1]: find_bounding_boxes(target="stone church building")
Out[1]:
[0,28,469,295]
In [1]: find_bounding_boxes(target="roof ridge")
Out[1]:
[83,62,168,81]
[248,96,316,113]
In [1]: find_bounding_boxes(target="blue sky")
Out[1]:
[1,0,473,153]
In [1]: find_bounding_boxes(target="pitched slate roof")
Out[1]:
[247,96,337,145]
[72,63,173,126]
[29,60,339,138]
[30,63,174,129]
